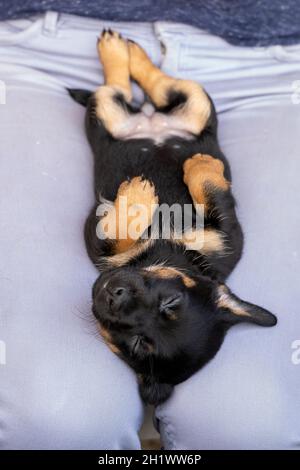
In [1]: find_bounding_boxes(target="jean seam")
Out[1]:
[156,408,178,450]
[153,22,182,75]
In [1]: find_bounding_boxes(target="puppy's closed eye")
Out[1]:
[159,293,183,319]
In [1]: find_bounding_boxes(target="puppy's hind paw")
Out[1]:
[128,40,152,81]
[97,29,129,66]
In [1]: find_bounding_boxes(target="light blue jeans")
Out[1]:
[0,12,300,450]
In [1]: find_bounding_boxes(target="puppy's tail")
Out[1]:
[67,88,92,107]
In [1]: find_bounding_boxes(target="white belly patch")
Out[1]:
[113,103,195,144]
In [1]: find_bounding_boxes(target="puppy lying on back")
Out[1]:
[69,30,277,405]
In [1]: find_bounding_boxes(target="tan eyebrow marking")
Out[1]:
[144,265,196,288]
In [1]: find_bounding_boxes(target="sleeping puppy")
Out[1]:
[69,30,277,405]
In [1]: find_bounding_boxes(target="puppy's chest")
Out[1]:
[101,136,196,208]
[132,145,194,208]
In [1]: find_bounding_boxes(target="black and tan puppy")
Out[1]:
[69,30,277,405]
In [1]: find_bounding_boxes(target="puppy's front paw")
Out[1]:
[184,154,224,178]
[183,154,230,205]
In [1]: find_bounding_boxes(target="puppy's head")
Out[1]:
[92,266,277,405]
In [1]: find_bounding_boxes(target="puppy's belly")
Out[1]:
[113,105,195,144]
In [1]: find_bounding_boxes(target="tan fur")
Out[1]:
[95,31,132,136]
[98,177,158,254]
[181,227,225,255]
[183,154,230,212]
[128,41,211,135]
[97,30,132,101]
[105,226,224,269]
[104,239,154,268]
[144,265,196,288]
[99,325,121,354]
[95,85,130,137]
[217,285,250,317]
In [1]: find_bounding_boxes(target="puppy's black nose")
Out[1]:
[107,286,129,309]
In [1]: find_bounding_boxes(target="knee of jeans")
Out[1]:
[156,353,297,450]
[0,356,143,450]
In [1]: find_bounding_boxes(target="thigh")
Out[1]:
[0,67,143,450]
[155,25,300,450]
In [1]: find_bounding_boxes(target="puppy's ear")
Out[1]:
[67,88,92,107]
[138,375,173,405]
[215,284,277,327]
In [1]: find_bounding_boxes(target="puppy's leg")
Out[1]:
[95,30,132,137]
[183,154,243,272]
[99,177,158,254]
[182,154,229,256]
[183,154,230,212]
[128,41,211,135]
[98,29,131,100]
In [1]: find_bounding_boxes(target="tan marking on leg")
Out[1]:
[98,177,158,255]
[170,80,211,135]
[95,85,129,136]
[183,154,230,212]
[202,229,225,255]
[95,30,133,136]
[144,265,196,288]
[128,41,211,135]
[128,40,172,106]
[181,227,225,255]
[98,29,132,101]
[217,285,250,317]
[99,325,121,354]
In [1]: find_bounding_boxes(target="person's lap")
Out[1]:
[0,13,299,449]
